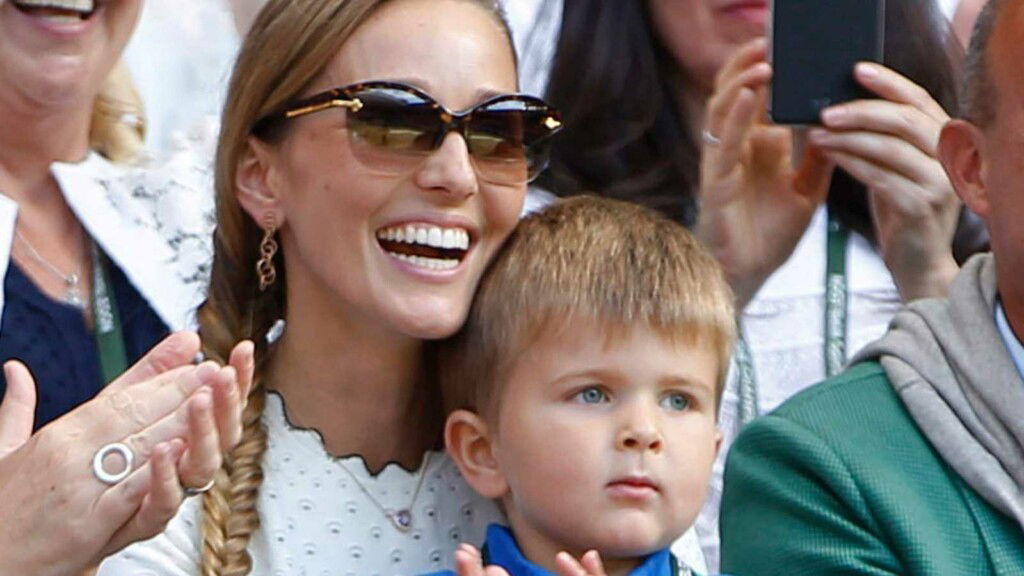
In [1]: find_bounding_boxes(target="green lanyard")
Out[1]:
[92,243,128,384]
[736,213,850,426]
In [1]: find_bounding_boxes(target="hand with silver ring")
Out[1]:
[701,129,722,147]
[0,333,255,576]
[93,443,135,485]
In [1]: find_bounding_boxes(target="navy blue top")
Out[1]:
[0,259,168,430]
[424,523,700,576]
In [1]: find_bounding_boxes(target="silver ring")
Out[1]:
[701,129,722,146]
[183,479,215,497]
[92,442,135,485]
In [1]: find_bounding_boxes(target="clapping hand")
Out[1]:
[555,550,609,576]
[452,543,610,576]
[453,544,511,576]
[0,332,254,576]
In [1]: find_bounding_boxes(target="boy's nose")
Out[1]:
[616,416,664,453]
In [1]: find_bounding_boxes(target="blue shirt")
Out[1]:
[0,259,168,429]
[423,523,697,576]
[995,302,1024,381]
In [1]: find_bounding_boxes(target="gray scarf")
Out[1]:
[854,254,1024,530]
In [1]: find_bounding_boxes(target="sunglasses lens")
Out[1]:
[345,87,441,172]
[468,98,560,185]
[338,86,561,185]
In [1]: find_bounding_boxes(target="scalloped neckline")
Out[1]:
[264,389,440,479]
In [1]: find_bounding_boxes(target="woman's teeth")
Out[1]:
[391,253,461,271]
[377,225,470,250]
[376,224,471,271]
[12,0,96,20]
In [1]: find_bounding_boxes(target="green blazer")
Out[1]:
[719,362,1024,576]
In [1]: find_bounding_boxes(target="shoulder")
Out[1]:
[750,361,900,436]
[720,362,996,575]
[728,361,939,487]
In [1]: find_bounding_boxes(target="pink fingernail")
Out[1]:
[821,108,846,125]
[194,362,218,379]
[856,62,878,78]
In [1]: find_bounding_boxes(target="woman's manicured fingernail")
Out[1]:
[821,108,846,125]
[856,62,878,78]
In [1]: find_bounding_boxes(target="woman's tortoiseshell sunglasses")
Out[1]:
[252,81,564,185]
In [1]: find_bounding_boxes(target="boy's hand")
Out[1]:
[453,544,510,576]
[555,550,608,576]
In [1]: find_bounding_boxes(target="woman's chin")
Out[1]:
[404,315,467,341]
[393,306,469,341]
[373,287,475,341]
[7,54,106,107]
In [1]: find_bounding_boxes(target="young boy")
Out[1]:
[432,196,736,576]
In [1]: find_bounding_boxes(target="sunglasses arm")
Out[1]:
[285,97,364,120]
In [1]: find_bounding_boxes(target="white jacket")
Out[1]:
[0,146,216,332]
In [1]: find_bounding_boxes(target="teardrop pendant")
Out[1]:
[389,509,413,532]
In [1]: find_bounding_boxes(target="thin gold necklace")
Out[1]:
[14,229,87,309]
[336,451,432,533]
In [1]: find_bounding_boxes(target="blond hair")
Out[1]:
[196,0,513,573]
[439,195,736,421]
[90,61,146,164]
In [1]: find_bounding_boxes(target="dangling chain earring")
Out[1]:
[257,214,278,292]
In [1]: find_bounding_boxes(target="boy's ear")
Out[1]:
[938,119,990,218]
[236,135,286,225]
[444,410,508,499]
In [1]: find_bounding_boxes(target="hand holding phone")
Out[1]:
[769,0,885,124]
[698,40,836,308]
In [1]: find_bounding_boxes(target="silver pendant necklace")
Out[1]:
[13,229,86,309]
[336,451,432,533]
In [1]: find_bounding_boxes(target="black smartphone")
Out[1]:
[769,0,885,125]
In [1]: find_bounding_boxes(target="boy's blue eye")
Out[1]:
[661,392,691,412]
[573,386,609,404]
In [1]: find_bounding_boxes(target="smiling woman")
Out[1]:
[0,0,212,427]
[96,0,564,574]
